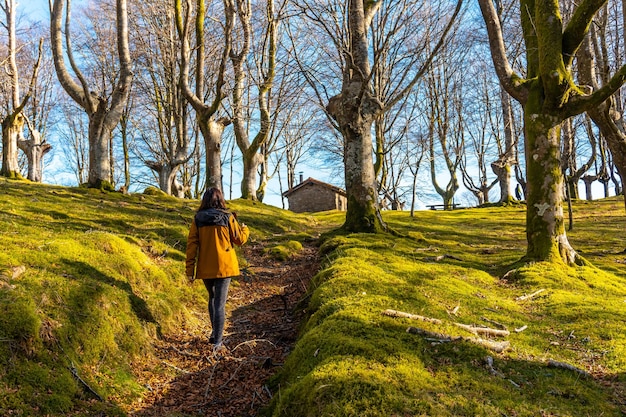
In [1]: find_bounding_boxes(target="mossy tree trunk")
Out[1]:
[326,0,385,232]
[523,86,577,263]
[479,0,626,265]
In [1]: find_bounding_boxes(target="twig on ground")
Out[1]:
[480,317,508,330]
[219,360,247,389]
[70,361,103,401]
[514,325,528,333]
[424,254,463,262]
[448,304,461,316]
[382,309,443,324]
[205,361,220,399]
[407,326,511,353]
[547,359,590,377]
[454,322,510,338]
[162,361,191,374]
[485,356,505,378]
[515,289,545,301]
[231,339,276,352]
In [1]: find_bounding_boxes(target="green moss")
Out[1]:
[0,291,41,356]
[265,240,303,261]
[143,185,166,196]
[267,199,626,416]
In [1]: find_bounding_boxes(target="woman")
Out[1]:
[185,188,249,351]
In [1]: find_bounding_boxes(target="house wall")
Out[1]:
[287,183,347,213]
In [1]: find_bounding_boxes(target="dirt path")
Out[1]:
[130,240,319,417]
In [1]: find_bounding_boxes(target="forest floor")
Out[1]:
[129,240,319,417]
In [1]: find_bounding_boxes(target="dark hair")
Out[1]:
[198,187,227,211]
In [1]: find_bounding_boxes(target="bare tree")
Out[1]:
[57,100,89,185]
[479,0,626,264]
[49,0,132,190]
[1,0,44,179]
[577,6,626,212]
[323,0,463,232]
[229,0,285,201]
[424,55,465,209]
[175,0,234,193]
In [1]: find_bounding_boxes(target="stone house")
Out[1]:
[282,177,347,213]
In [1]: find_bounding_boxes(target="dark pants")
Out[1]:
[202,278,231,345]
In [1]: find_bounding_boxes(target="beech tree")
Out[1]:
[229,0,285,201]
[175,0,234,192]
[577,7,626,211]
[424,59,464,209]
[1,0,44,179]
[479,0,626,264]
[324,0,462,232]
[461,65,500,205]
[50,0,132,190]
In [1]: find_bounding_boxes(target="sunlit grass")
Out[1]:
[2,177,625,416]
[0,178,323,415]
[269,198,626,417]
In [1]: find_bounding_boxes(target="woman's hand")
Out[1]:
[187,275,195,284]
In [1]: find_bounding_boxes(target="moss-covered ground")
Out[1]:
[267,200,626,416]
[1,177,625,416]
[0,178,322,416]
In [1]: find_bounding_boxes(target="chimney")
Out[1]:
[299,172,304,184]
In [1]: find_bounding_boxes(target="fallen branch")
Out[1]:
[424,254,463,262]
[514,325,528,333]
[547,359,590,377]
[232,338,276,352]
[515,289,545,301]
[480,317,508,330]
[406,326,510,353]
[454,322,510,338]
[162,361,190,374]
[382,309,442,324]
[70,362,103,401]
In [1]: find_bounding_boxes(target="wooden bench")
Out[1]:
[427,204,463,210]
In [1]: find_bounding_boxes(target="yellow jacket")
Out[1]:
[185,209,249,279]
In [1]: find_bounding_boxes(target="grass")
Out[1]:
[1,177,625,416]
[0,178,323,415]
[267,199,626,417]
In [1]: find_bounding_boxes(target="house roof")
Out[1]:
[282,177,347,197]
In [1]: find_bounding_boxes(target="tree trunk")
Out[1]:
[492,86,515,202]
[198,117,229,191]
[87,100,115,189]
[581,175,595,200]
[146,161,177,195]
[523,88,577,264]
[328,82,385,232]
[1,113,24,179]
[17,126,51,182]
[50,0,133,191]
